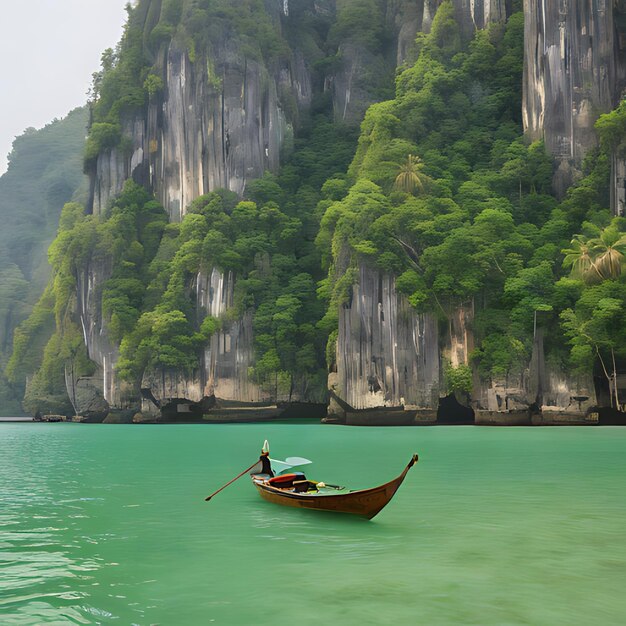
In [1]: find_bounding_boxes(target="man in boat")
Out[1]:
[251,441,274,477]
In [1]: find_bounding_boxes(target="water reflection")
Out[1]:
[248,501,405,561]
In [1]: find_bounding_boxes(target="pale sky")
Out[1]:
[0,0,130,175]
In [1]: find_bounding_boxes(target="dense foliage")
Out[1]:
[0,108,87,414]
[7,182,168,414]
[111,112,358,399]
[317,2,623,395]
[8,0,626,414]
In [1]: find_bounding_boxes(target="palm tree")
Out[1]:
[588,227,626,280]
[562,235,602,283]
[393,154,426,195]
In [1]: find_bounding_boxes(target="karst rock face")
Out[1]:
[79,1,623,417]
[334,1,618,418]
[523,0,626,206]
[335,265,440,411]
[88,1,511,219]
[90,42,304,220]
[83,0,468,410]
[136,267,263,418]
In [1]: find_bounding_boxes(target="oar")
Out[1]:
[205,460,260,501]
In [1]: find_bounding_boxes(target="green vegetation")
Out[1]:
[0,108,88,414]
[318,1,623,389]
[8,1,626,414]
[183,0,290,62]
[88,6,150,126]
[13,106,357,403]
[444,363,473,396]
[114,112,358,399]
[7,182,168,412]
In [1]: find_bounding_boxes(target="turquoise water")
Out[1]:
[1,423,625,625]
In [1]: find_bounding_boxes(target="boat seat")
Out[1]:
[293,480,318,493]
[268,472,306,488]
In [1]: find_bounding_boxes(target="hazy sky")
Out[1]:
[0,0,130,175]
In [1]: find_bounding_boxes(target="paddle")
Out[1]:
[205,460,260,501]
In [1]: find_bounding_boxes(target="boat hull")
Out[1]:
[252,455,418,519]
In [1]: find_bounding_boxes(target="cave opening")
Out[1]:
[437,394,475,425]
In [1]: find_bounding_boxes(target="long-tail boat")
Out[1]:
[251,453,419,519]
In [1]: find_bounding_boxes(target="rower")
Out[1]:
[259,449,274,477]
[251,440,274,478]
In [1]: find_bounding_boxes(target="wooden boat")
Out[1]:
[251,454,419,519]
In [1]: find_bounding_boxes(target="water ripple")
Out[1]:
[1,423,626,624]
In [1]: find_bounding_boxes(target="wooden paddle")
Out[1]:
[205,460,260,501]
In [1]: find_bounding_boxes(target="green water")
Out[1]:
[1,423,625,625]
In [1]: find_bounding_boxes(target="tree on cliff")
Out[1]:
[563,221,626,283]
[393,155,427,195]
[561,283,626,410]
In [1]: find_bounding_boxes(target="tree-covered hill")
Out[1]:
[7,1,626,418]
[317,3,625,406]
[0,107,88,414]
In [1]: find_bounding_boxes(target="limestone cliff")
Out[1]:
[85,0,506,412]
[196,269,262,402]
[335,0,511,123]
[454,0,509,32]
[82,2,522,416]
[55,0,626,423]
[328,1,622,424]
[523,0,626,202]
[90,39,305,219]
[335,265,439,409]
[76,261,128,409]
[89,0,443,218]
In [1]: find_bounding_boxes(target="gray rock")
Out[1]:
[523,0,626,202]
[336,265,440,410]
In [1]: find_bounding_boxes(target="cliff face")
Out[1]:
[91,43,301,219]
[66,0,624,421]
[523,0,626,200]
[79,263,266,414]
[335,267,599,420]
[196,268,263,402]
[454,0,509,32]
[84,1,516,415]
[434,304,597,417]
[91,0,513,217]
[91,0,429,218]
[76,261,126,409]
[334,2,623,420]
[335,0,512,123]
[85,0,479,411]
[336,265,439,409]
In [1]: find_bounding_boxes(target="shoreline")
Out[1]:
[2,417,625,426]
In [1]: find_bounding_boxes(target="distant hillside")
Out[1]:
[0,107,88,414]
